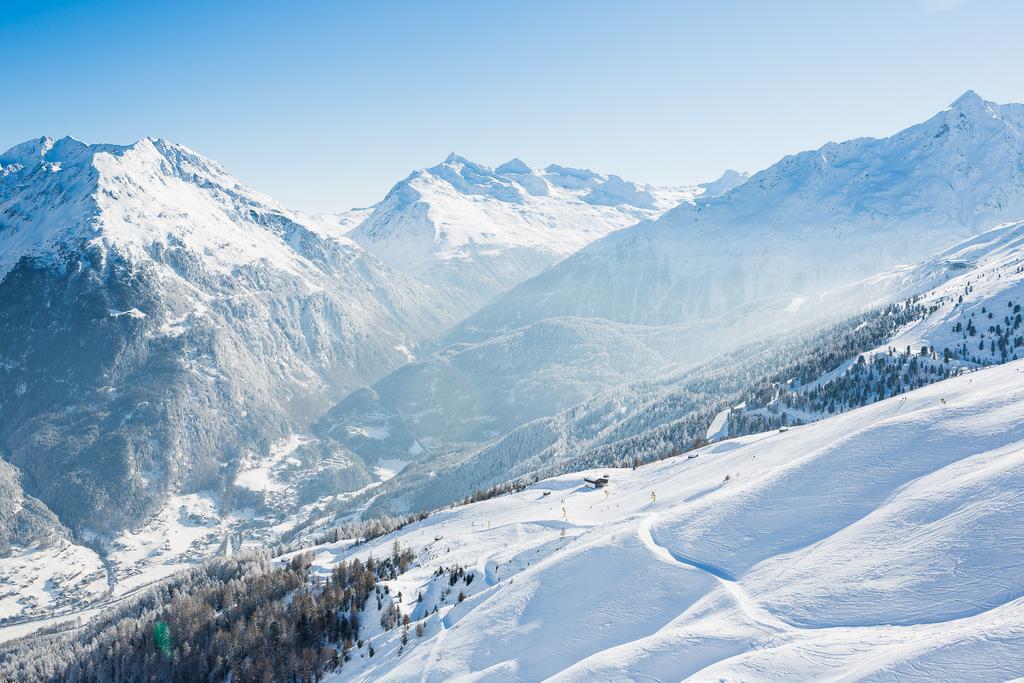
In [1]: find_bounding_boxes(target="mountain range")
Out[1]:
[456,90,1024,334]
[4,90,1024,649]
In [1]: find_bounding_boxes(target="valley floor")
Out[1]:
[299,360,1024,681]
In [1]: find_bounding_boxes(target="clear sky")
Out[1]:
[2,0,1023,213]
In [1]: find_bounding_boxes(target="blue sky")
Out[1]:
[2,0,1022,212]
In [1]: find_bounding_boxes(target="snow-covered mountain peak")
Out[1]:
[930,89,1022,135]
[422,153,526,203]
[1,135,215,185]
[542,163,601,189]
[347,153,701,311]
[144,136,234,177]
[947,88,992,114]
[0,135,123,172]
[0,135,197,171]
[0,134,361,281]
[698,168,750,197]
[494,157,532,174]
[0,135,58,165]
[435,153,486,173]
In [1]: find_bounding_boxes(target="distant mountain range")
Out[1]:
[347,154,743,315]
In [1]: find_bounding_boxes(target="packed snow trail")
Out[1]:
[642,512,796,642]
[646,522,737,581]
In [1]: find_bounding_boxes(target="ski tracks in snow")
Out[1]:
[639,513,790,635]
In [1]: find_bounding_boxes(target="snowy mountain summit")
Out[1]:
[347,154,706,312]
[0,135,371,279]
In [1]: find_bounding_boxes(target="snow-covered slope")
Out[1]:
[457,91,1024,334]
[0,136,456,555]
[875,218,1024,363]
[728,217,1024,429]
[301,360,1024,680]
[348,155,701,313]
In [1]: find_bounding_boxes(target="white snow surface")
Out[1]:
[106,492,225,593]
[373,458,408,482]
[705,407,731,441]
[297,360,1024,681]
[0,541,107,622]
[234,434,316,494]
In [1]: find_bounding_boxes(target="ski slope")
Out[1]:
[304,360,1024,681]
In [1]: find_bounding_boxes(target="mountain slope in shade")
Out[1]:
[347,154,703,313]
[299,360,1024,680]
[0,136,456,540]
[454,90,1024,336]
